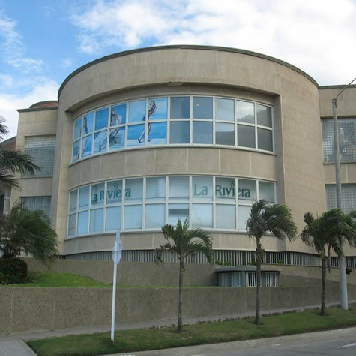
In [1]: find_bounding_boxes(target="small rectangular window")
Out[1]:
[145,204,165,228]
[193,97,213,120]
[170,97,190,119]
[90,208,103,233]
[193,122,213,144]
[216,204,236,229]
[216,98,234,121]
[216,123,235,146]
[237,101,255,124]
[169,176,189,200]
[105,206,121,231]
[124,205,142,229]
[257,104,272,128]
[238,125,255,148]
[259,181,275,203]
[170,121,190,143]
[95,108,109,131]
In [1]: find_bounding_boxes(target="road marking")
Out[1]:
[342,342,356,348]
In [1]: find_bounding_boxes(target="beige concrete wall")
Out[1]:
[11,108,58,207]
[1,282,355,335]
[53,46,325,256]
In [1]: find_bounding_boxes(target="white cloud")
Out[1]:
[0,11,45,73]
[0,79,59,138]
[71,0,356,85]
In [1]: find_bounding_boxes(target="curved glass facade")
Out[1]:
[67,175,275,237]
[72,96,273,162]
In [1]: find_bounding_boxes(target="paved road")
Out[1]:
[133,327,356,356]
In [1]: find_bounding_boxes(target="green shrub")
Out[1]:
[0,258,28,284]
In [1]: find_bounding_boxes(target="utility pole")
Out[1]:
[332,97,348,310]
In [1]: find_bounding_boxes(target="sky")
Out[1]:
[1,0,356,138]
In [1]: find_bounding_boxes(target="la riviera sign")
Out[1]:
[91,184,251,204]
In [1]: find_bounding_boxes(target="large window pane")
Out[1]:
[193,122,213,144]
[237,101,254,124]
[109,127,125,150]
[168,203,189,225]
[77,211,88,234]
[170,121,190,143]
[148,98,167,121]
[82,112,94,135]
[257,104,272,128]
[170,97,190,119]
[105,206,121,231]
[259,181,275,203]
[90,208,103,233]
[147,122,167,145]
[192,176,213,200]
[94,131,107,153]
[238,179,257,203]
[127,124,144,147]
[79,186,89,209]
[169,176,189,200]
[238,125,255,148]
[68,214,76,237]
[216,98,234,121]
[74,117,82,140]
[107,180,122,204]
[95,108,109,131]
[216,204,236,229]
[238,205,250,230]
[258,128,273,151]
[124,205,142,229]
[125,178,143,202]
[72,141,80,161]
[91,183,105,206]
[216,123,235,146]
[81,135,92,157]
[146,177,166,201]
[145,204,165,228]
[192,204,213,228]
[128,100,146,123]
[193,97,213,119]
[215,177,236,200]
[69,190,77,212]
[110,103,126,126]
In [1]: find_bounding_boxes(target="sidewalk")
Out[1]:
[1,301,355,356]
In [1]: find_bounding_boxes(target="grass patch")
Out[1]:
[28,307,356,356]
[4,271,111,288]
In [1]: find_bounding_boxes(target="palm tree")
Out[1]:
[301,209,356,315]
[246,200,297,325]
[0,118,39,188]
[0,204,58,262]
[161,219,212,332]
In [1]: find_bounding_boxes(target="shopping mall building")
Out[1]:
[6,45,356,265]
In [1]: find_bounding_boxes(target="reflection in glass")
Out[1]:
[193,122,213,144]
[95,108,109,131]
[193,97,213,119]
[258,128,273,151]
[216,123,235,146]
[128,100,146,123]
[105,206,121,231]
[170,121,190,143]
[237,101,254,124]
[216,98,234,121]
[81,135,92,157]
[94,131,107,153]
[110,104,126,126]
[238,125,255,148]
[82,112,94,134]
[257,104,272,128]
[74,117,82,140]
[109,128,125,150]
[72,141,80,161]
[170,97,190,119]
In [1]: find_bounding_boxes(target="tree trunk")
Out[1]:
[327,245,331,273]
[177,259,184,332]
[321,256,327,316]
[255,238,262,325]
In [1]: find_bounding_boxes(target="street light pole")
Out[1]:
[332,98,348,310]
